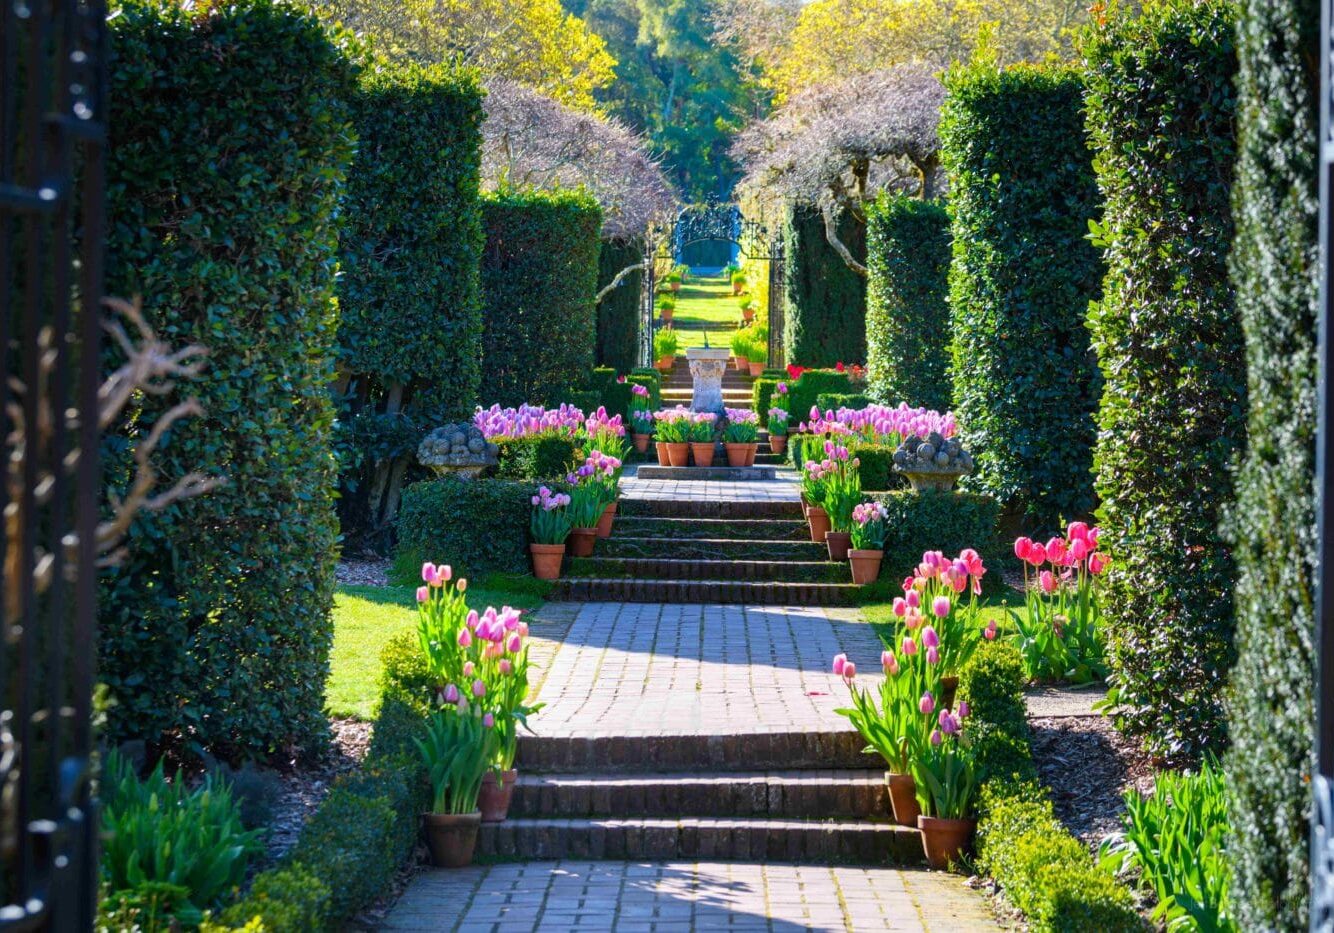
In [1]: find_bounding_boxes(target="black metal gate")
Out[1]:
[0,0,109,924]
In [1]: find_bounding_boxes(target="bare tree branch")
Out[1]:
[595,259,649,304]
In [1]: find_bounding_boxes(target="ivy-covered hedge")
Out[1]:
[1223,0,1320,924]
[101,0,355,761]
[394,477,535,582]
[782,204,867,367]
[1083,0,1244,761]
[480,188,603,407]
[865,195,952,411]
[940,63,1102,531]
[597,238,643,373]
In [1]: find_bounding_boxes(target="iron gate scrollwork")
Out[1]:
[0,0,109,925]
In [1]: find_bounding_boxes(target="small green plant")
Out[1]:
[687,411,717,443]
[723,408,759,443]
[416,707,495,814]
[656,293,676,313]
[744,332,768,365]
[730,329,750,358]
[653,328,678,360]
[731,269,747,286]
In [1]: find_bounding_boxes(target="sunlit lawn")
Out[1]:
[668,273,747,348]
[862,588,1025,645]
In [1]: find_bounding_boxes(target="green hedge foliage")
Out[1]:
[101,0,354,761]
[597,238,644,373]
[870,491,999,580]
[395,477,535,582]
[1223,0,1320,923]
[480,188,603,406]
[940,63,1102,531]
[814,393,871,411]
[782,205,867,366]
[848,444,895,492]
[495,436,581,481]
[865,195,952,411]
[752,377,784,419]
[1083,0,1244,761]
[788,371,853,425]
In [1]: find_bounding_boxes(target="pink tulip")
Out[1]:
[984,619,998,641]
[1014,537,1032,561]
[930,729,942,747]
[881,650,898,675]
[832,653,847,675]
[902,575,915,592]
[1067,521,1089,542]
[499,659,513,675]
[904,608,923,630]
[1070,538,1089,561]
[926,645,940,665]
[466,610,480,630]
[483,712,495,728]
[1089,552,1110,575]
[518,621,530,637]
[458,578,468,592]
[892,597,907,617]
[503,610,521,631]
[843,661,857,680]
[906,590,921,609]
[940,712,959,734]
[458,629,472,648]
[422,562,437,583]
[922,626,940,649]
[1040,570,1057,594]
[1088,527,1101,547]
[472,679,485,698]
[444,684,459,703]
[903,637,918,656]
[932,596,950,618]
[1026,543,1047,566]
[463,661,475,677]
[919,692,935,715]
[508,634,522,653]
[439,564,453,582]
[416,586,429,603]
[958,701,970,718]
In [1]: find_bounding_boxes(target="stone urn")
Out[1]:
[892,432,974,492]
[418,422,499,479]
[684,347,731,418]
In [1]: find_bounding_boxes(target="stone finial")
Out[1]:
[892,431,974,492]
[418,422,499,479]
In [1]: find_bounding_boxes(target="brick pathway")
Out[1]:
[382,861,996,932]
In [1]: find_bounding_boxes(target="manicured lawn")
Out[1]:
[327,577,548,719]
[862,589,1023,645]
[668,273,747,348]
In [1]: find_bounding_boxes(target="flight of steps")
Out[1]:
[657,356,757,411]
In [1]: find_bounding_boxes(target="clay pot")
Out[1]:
[529,543,564,580]
[596,502,617,538]
[941,675,959,711]
[633,433,650,453]
[660,309,674,323]
[690,442,715,468]
[655,441,670,466]
[733,284,744,296]
[807,506,830,543]
[670,282,681,293]
[423,811,481,868]
[848,548,884,585]
[826,531,852,561]
[724,442,750,467]
[665,442,690,467]
[885,772,921,827]
[657,355,674,372]
[733,356,747,371]
[568,527,597,557]
[748,360,765,377]
[918,815,976,869]
[745,443,758,466]
[478,769,518,823]
[769,434,787,455]
[742,307,755,322]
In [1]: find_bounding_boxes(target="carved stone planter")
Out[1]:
[418,423,499,479]
[892,431,974,493]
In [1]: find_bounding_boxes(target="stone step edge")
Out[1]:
[519,730,875,772]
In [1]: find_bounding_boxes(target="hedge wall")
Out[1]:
[597,238,643,373]
[940,63,1102,531]
[394,477,535,582]
[479,188,603,407]
[1084,0,1244,761]
[101,0,355,761]
[1223,0,1320,923]
[865,195,952,411]
[783,204,867,367]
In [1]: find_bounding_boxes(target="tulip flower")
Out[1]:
[458,578,468,592]
[930,729,942,747]
[843,661,857,681]
[892,597,907,617]
[499,659,513,675]
[984,619,998,641]
[483,712,495,728]
[508,634,522,653]
[422,562,437,583]
[1026,543,1047,566]
[1014,537,1032,561]
[1067,521,1089,542]
[1070,538,1089,561]
[439,564,452,582]
[906,590,920,609]
[881,650,898,675]
[922,626,940,649]
[444,684,459,703]
[958,701,969,718]
[919,691,935,715]
[416,586,429,603]
[472,679,486,698]
[926,646,940,665]
[932,596,950,618]
[832,653,847,675]
[458,628,472,648]
[1040,570,1057,594]
[1088,552,1109,575]
[903,637,918,656]
[463,661,475,677]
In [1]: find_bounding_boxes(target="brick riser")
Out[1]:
[599,537,827,562]
[568,557,849,584]
[614,517,806,541]
[552,577,860,606]
[618,499,800,520]
[519,730,871,773]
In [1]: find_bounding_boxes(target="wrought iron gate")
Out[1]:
[0,0,109,924]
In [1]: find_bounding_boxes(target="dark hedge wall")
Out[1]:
[940,63,1102,531]
[865,194,952,411]
[1083,0,1244,761]
[596,238,643,373]
[479,188,603,406]
[1223,0,1320,923]
[783,204,867,367]
[101,0,356,761]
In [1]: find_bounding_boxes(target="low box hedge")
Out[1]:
[494,435,580,481]
[814,392,871,411]
[394,477,535,582]
[752,376,783,419]
[872,490,999,580]
[788,370,853,423]
[850,443,896,491]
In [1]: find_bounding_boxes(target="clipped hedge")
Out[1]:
[941,63,1102,530]
[752,377,784,420]
[597,238,643,373]
[848,443,895,492]
[865,195,952,411]
[494,436,580,481]
[480,188,603,407]
[101,0,355,760]
[815,393,870,411]
[788,371,853,425]
[1083,0,1243,760]
[870,490,999,579]
[1223,0,1320,923]
[782,204,867,366]
[394,477,535,582]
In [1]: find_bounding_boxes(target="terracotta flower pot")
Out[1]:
[596,502,617,538]
[670,282,681,293]
[724,442,749,467]
[665,442,690,467]
[744,443,758,466]
[826,531,852,561]
[655,441,670,466]
[633,433,650,453]
[423,811,481,868]
[941,675,959,711]
[918,815,976,869]
[769,434,787,455]
[690,442,715,468]
[742,308,755,322]
[885,772,921,827]
[529,543,564,580]
[657,355,674,372]
[733,284,744,296]
[660,309,674,323]
[568,527,597,557]
[748,360,765,377]
[734,356,748,371]
[848,548,884,585]
[478,769,518,823]
[807,506,830,543]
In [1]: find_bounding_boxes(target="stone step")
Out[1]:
[618,498,802,520]
[476,817,920,865]
[667,320,739,330]
[551,577,861,606]
[612,516,808,541]
[660,386,753,397]
[567,557,850,584]
[599,537,826,561]
[519,730,875,773]
[509,770,889,820]
[634,465,776,481]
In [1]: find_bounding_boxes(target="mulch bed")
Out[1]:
[336,559,392,588]
[261,717,371,863]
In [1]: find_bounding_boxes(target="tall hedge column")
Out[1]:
[939,64,1102,531]
[783,204,868,367]
[1223,0,1320,923]
[102,0,356,760]
[596,237,644,373]
[1082,0,1243,760]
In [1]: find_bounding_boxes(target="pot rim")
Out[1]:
[916,814,976,829]
[423,809,482,824]
[571,526,598,534]
[848,548,884,558]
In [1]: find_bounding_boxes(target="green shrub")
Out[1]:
[788,370,853,424]
[752,377,784,419]
[395,477,535,581]
[627,370,661,415]
[1082,0,1243,760]
[287,785,398,919]
[815,393,870,411]
[494,436,581,481]
[783,204,867,366]
[870,490,999,579]
[848,444,896,491]
[865,195,952,411]
[1222,0,1320,924]
[940,62,1102,530]
[597,238,644,373]
[101,0,354,760]
[960,640,1027,738]
[218,865,330,932]
[480,188,603,406]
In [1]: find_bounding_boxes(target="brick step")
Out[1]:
[599,537,826,561]
[613,516,808,541]
[618,498,801,520]
[634,465,776,481]
[476,817,920,865]
[567,557,850,584]
[520,729,873,773]
[509,770,889,820]
[551,577,861,606]
[666,320,739,330]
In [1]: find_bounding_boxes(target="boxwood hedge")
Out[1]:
[597,238,644,373]
[394,477,536,582]
[783,204,867,367]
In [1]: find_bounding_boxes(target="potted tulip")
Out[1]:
[895,549,988,705]
[912,701,978,869]
[722,408,760,467]
[666,269,682,293]
[739,296,755,322]
[688,411,717,467]
[585,449,622,538]
[731,269,747,296]
[654,328,678,373]
[415,707,493,868]
[629,385,653,453]
[767,407,789,455]
[745,339,767,377]
[801,460,830,542]
[848,500,888,584]
[565,472,602,558]
[477,609,544,822]
[653,407,692,467]
[528,487,571,580]
[817,442,861,561]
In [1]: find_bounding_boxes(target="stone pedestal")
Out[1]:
[686,348,731,416]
